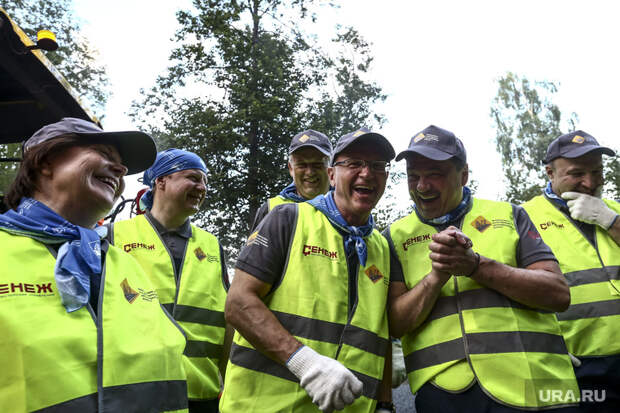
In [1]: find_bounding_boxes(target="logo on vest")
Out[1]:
[123,242,155,253]
[364,265,384,284]
[539,221,565,230]
[120,278,139,303]
[194,247,219,263]
[402,233,431,251]
[302,244,338,260]
[0,282,54,298]
[471,216,492,232]
[138,288,158,302]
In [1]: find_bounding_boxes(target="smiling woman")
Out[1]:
[0,118,191,412]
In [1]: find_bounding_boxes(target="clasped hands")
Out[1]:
[428,226,479,277]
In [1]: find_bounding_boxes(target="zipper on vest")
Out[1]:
[453,275,476,393]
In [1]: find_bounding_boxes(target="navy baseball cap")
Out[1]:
[288,130,332,157]
[24,117,157,175]
[331,128,395,165]
[543,130,615,164]
[395,125,467,163]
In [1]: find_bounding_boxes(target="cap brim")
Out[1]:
[395,146,454,162]
[544,146,616,164]
[78,131,157,175]
[289,143,331,157]
[563,145,615,159]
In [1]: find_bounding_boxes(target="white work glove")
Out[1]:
[286,345,363,412]
[561,192,619,229]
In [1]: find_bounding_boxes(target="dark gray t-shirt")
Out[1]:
[143,211,229,288]
[383,203,557,283]
[237,203,361,312]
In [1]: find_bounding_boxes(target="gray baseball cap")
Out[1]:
[396,125,467,163]
[331,128,395,165]
[24,117,157,175]
[288,130,332,157]
[543,130,615,164]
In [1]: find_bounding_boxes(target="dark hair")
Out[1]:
[4,135,84,210]
[450,157,466,172]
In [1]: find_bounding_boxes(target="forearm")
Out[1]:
[389,272,449,338]
[471,258,570,312]
[608,215,620,246]
[225,293,301,364]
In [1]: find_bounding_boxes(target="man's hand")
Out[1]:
[428,226,478,276]
[287,345,363,412]
[562,191,619,229]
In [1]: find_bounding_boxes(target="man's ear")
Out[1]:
[288,161,294,179]
[155,176,166,191]
[461,163,469,186]
[327,166,336,188]
[545,163,554,180]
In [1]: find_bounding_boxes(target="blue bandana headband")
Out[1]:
[415,186,472,226]
[307,191,374,267]
[140,148,208,210]
[0,198,106,312]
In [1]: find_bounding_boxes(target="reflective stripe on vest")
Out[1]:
[220,203,390,413]
[268,195,295,211]
[113,215,227,401]
[0,232,187,412]
[389,198,578,409]
[522,195,620,356]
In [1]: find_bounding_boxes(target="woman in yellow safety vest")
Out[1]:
[0,117,188,413]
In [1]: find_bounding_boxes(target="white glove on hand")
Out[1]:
[561,192,618,229]
[286,345,363,412]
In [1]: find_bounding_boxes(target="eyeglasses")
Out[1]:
[333,159,391,173]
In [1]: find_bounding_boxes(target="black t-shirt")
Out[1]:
[383,203,557,283]
[145,211,192,278]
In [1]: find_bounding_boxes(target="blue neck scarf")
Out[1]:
[279,182,307,203]
[0,198,104,312]
[544,182,568,210]
[140,148,208,210]
[415,186,472,226]
[307,191,374,267]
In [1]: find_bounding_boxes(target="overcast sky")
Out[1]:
[73,0,620,206]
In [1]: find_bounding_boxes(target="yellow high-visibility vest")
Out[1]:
[523,195,620,356]
[389,198,578,409]
[114,214,227,402]
[220,202,390,413]
[0,231,187,412]
[268,195,295,211]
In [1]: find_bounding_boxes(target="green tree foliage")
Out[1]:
[3,0,110,117]
[491,72,578,203]
[130,0,387,261]
[491,72,619,202]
